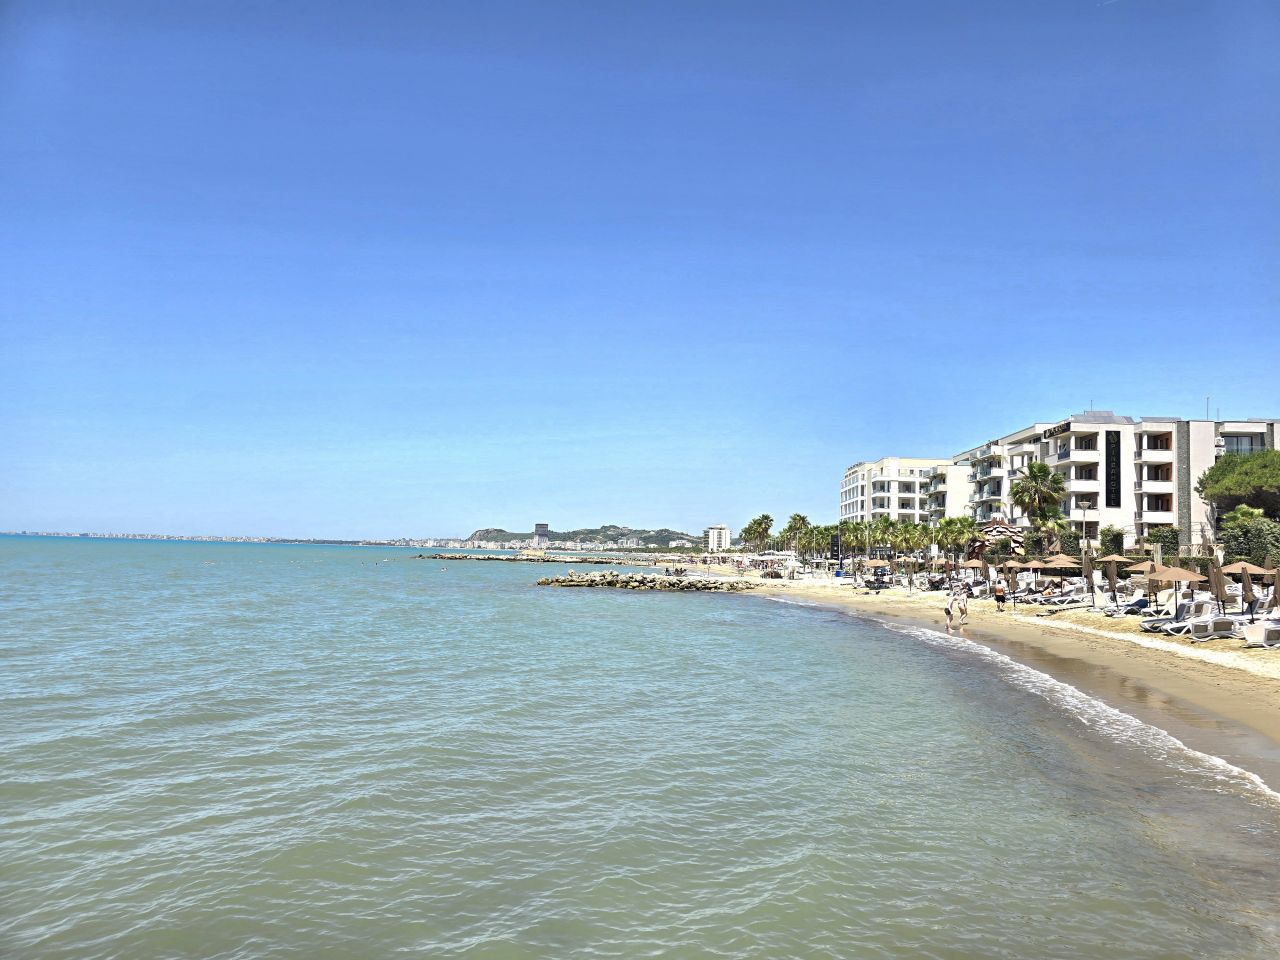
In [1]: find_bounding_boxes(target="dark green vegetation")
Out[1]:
[1195,450,1280,519]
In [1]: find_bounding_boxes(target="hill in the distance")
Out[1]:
[467,524,700,547]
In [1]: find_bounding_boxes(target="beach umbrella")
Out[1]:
[1022,558,1046,589]
[1081,550,1096,606]
[1221,561,1269,576]
[1267,555,1279,611]
[1003,560,1021,600]
[1105,559,1119,604]
[1208,559,1230,614]
[1043,554,1081,569]
[1097,554,1129,564]
[1242,569,1257,620]
[981,559,992,585]
[1125,559,1157,573]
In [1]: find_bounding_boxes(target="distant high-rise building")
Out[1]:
[532,523,550,548]
[704,524,731,552]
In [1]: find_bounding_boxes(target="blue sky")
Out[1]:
[2,1,1277,539]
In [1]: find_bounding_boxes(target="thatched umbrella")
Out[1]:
[1207,558,1230,614]
[1268,555,1279,612]
[1241,569,1257,620]
[1154,564,1206,611]
[1221,561,1269,576]
[1022,559,1046,590]
[1043,553,1081,569]
[1004,560,1022,603]
[1105,558,1119,604]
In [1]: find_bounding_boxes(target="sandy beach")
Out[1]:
[675,563,1280,790]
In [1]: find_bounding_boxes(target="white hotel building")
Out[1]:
[839,457,970,525]
[841,412,1279,549]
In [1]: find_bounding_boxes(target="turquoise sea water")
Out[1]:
[3,536,1280,959]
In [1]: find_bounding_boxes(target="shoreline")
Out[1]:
[744,578,1280,794]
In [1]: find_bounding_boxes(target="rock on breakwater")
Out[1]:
[537,572,759,592]
[419,554,623,564]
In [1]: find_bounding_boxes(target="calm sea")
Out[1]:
[3,536,1280,959]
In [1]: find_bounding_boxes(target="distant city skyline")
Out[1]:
[3,2,1277,539]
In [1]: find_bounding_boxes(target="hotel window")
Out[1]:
[1222,435,1262,455]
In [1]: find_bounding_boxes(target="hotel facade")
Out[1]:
[841,412,1279,549]
[839,457,970,526]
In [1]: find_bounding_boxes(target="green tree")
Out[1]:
[1099,524,1125,556]
[780,513,811,553]
[740,514,774,553]
[1035,507,1070,554]
[1221,504,1265,529]
[1195,450,1280,520]
[1146,525,1181,558]
[1220,517,1280,566]
[1009,461,1068,522]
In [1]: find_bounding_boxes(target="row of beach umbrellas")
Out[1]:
[848,552,1279,616]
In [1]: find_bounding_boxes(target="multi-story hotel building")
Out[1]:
[704,524,732,552]
[843,413,1278,549]
[950,412,1280,548]
[840,457,957,525]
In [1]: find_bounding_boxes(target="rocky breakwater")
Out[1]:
[537,571,759,592]
[418,554,621,564]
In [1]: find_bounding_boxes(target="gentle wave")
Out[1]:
[876,618,1280,807]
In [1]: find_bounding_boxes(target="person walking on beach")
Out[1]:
[994,580,1007,612]
[944,591,957,629]
[956,591,969,626]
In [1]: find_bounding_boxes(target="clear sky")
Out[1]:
[3,1,1277,539]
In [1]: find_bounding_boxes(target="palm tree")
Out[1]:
[781,513,811,554]
[741,514,774,553]
[871,516,897,556]
[1035,508,1070,554]
[1009,461,1068,524]
[842,519,870,558]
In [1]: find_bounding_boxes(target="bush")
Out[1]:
[1146,525,1181,558]
[1220,517,1280,566]
[1099,525,1125,556]
[1058,529,1082,556]
[1023,530,1046,557]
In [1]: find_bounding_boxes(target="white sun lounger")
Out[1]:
[1242,621,1280,649]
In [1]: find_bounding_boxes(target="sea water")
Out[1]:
[3,536,1279,959]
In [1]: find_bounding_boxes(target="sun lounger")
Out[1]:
[1188,615,1245,642]
[1141,601,1191,633]
[1041,586,1080,607]
[1160,601,1215,636]
[1242,622,1280,649]
[1102,588,1143,616]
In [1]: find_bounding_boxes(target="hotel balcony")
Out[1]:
[1064,477,1100,495]
[1134,447,1174,464]
[975,443,1005,461]
[1055,446,1101,463]
[1134,479,1174,495]
[1136,509,1175,524]
[977,490,1004,504]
